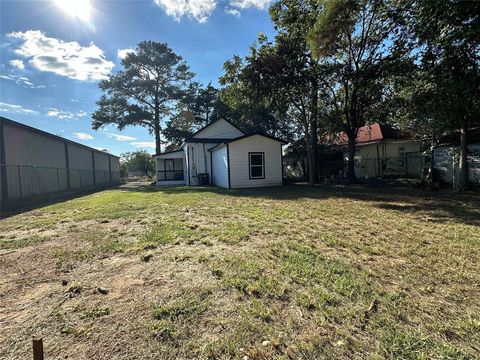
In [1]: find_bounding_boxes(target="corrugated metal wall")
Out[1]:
[68,143,95,188]
[0,117,120,211]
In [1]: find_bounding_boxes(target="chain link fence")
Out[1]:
[284,153,430,183]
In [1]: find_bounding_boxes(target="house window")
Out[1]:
[249,152,265,179]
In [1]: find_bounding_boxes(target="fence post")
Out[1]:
[33,338,44,360]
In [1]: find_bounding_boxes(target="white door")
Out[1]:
[211,146,229,188]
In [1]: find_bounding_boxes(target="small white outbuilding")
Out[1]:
[155,118,286,188]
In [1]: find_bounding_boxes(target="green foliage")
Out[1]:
[163,82,229,148]
[307,0,356,59]
[306,0,412,182]
[393,0,480,136]
[390,0,480,190]
[92,41,194,153]
[120,150,155,176]
[219,55,295,138]
[220,4,324,183]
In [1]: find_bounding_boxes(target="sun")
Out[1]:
[54,0,92,22]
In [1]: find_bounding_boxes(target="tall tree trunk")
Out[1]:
[154,102,161,154]
[305,137,314,185]
[346,130,356,184]
[154,128,161,155]
[310,80,319,184]
[458,116,468,191]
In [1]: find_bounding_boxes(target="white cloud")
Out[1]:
[154,0,217,23]
[154,0,270,22]
[8,30,114,81]
[225,8,240,16]
[108,133,137,141]
[10,59,25,69]
[47,108,87,120]
[230,0,271,9]
[130,141,156,149]
[0,102,37,114]
[74,132,94,140]
[0,74,45,88]
[117,48,135,59]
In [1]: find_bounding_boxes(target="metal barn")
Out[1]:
[0,117,120,213]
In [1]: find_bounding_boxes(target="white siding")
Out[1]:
[211,145,229,188]
[228,135,283,188]
[185,142,218,185]
[192,118,244,139]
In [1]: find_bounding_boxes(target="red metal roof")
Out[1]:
[331,123,408,145]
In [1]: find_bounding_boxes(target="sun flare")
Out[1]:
[54,0,92,22]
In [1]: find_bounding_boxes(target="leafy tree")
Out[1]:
[163,82,229,148]
[163,110,197,149]
[405,0,480,190]
[307,0,411,183]
[92,41,194,154]
[120,162,129,178]
[120,150,155,176]
[219,48,296,142]
[220,1,326,185]
[269,1,325,184]
[189,82,221,126]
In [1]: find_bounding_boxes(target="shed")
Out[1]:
[154,118,286,188]
[209,133,285,189]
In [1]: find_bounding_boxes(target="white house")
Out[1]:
[155,118,286,188]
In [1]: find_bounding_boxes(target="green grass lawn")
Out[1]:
[1,184,479,359]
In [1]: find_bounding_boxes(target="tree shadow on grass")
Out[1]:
[119,182,480,227]
[0,184,122,219]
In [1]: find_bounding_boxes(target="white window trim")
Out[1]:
[249,152,265,179]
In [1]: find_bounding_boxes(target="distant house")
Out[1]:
[321,123,423,180]
[154,118,286,188]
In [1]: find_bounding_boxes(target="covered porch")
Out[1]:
[155,150,186,186]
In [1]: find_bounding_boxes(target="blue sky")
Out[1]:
[0,0,275,155]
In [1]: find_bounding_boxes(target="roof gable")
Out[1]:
[208,133,287,152]
[191,118,244,140]
[331,123,408,146]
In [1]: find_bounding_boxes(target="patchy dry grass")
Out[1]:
[0,184,479,359]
